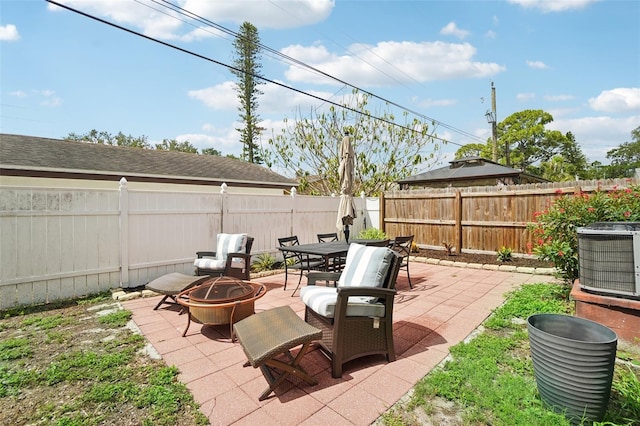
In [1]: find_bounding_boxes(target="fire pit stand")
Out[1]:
[177,276,266,339]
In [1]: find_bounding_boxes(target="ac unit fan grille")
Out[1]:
[578,234,635,293]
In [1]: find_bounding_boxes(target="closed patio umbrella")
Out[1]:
[336,133,356,241]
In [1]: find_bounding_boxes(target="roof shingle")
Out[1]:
[1,134,297,189]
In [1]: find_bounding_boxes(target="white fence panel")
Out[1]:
[223,193,294,255]
[0,188,120,308]
[125,187,223,287]
[0,183,381,309]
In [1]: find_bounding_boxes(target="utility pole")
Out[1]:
[491,82,498,163]
[485,82,499,163]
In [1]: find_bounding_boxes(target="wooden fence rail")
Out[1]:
[382,178,639,255]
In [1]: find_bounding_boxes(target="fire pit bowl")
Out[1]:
[177,276,266,338]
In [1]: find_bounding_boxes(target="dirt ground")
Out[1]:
[415,248,553,269]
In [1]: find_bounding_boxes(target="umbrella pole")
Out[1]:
[344,224,350,243]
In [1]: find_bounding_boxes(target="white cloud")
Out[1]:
[548,114,640,162]
[177,128,238,154]
[526,60,548,69]
[440,22,470,40]
[0,24,20,41]
[282,41,505,86]
[516,93,536,101]
[417,98,458,108]
[485,30,497,39]
[188,81,237,110]
[588,88,640,113]
[48,0,334,39]
[547,107,581,118]
[9,90,27,98]
[544,94,575,101]
[188,79,338,116]
[507,0,598,13]
[41,97,63,107]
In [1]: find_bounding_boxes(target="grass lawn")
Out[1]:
[380,283,640,426]
[0,293,208,426]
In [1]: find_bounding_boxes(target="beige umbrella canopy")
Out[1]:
[336,134,357,241]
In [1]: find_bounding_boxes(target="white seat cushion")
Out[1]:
[193,258,245,271]
[337,244,394,288]
[300,286,385,318]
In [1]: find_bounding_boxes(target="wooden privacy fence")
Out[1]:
[382,178,639,255]
[0,179,379,309]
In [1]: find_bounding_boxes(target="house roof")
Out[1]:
[0,134,298,189]
[397,156,547,185]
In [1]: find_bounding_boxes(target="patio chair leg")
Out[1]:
[290,272,305,297]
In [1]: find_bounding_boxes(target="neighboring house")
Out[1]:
[0,134,298,194]
[397,156,548,189]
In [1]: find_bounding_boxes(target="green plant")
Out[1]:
[497,246,513,262]
[410,242,419,253]
[98,310,132,327]
[406,282,640,425]
[251,252,277,272]
[528,183,640,282]
[358,227,387,240]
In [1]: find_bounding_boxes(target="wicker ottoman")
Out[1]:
[233,306,322,400]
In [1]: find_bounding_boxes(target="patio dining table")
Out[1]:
[276,239,384,272]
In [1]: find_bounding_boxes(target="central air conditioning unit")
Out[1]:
[577,222,640,300]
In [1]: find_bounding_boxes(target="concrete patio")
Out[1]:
[121,261,556,425]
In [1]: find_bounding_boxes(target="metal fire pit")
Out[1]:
[177,276,266,338]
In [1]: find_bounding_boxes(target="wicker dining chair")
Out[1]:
[300,244,401,378]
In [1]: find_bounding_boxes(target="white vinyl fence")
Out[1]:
[0,179,379,309]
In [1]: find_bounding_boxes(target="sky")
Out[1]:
[1,0,639,175]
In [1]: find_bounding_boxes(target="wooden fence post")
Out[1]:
[379,192,386,232]
[455,190,462,252]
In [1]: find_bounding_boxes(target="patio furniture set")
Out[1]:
[144,232,412,400]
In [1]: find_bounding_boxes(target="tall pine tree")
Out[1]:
[231,22,264,164]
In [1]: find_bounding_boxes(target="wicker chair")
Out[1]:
[194,234,254,280]
[300,244,401,378]
[390,235,414,288]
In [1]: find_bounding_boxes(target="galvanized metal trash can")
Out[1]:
[527,313,617,424]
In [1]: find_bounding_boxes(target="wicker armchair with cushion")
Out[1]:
[300,243,401,378]
[194,234,254,280]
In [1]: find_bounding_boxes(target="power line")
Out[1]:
[45,0,478,148]
[152,0,486,144]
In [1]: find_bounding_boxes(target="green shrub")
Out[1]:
[358,228,387,240]
[497,246,513,262]
[251,252,277,272]
[527,183,640,282]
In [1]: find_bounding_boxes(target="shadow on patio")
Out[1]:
[122,262,555,425]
